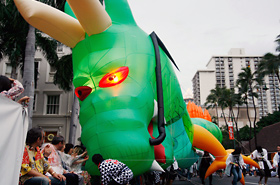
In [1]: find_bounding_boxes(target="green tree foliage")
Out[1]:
[258,53,280,84]
[256,106,280,131]
[239,107,280,141]
[239,125,253,141]
[236,67,260,148]
[204,84,223,126]
[52,54,73,91]
[275,34,280,52]
[0,0,29,78]
[0,0,59,78]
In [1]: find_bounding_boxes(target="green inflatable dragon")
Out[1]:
[14,0,224,176]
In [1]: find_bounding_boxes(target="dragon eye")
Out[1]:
[99,66,129,88]
[75,86,92,101]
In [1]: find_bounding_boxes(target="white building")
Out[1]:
[192,48,280,124]
[192,69,215,106]
[0,45,81,144]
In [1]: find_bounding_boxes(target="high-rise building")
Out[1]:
[192,48,280,118]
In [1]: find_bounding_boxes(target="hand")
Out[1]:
[8,78,15,83]
[53,173,66,181]
[235,163,239,167]
[43,147,52,158]
[18,96,30,104]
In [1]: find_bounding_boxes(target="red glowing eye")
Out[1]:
[99,66,129,88]
[75,86,92,101]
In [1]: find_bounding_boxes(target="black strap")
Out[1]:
[149,32,166,145]
[151,32,180,71]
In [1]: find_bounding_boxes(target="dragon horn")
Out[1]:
[13,0,85,48]
[205,160,226,179]
[66,0,112,36]
[193,124,227,160]
[242,155,260,169]
[104,0,136,25]
[150,160,165,172]
[240,174,245,185]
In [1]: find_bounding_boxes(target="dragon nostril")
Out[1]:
[75,86,92,101]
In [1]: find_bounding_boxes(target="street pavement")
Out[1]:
[172,174,280,185]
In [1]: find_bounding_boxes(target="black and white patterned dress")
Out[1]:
[98,159,133,185]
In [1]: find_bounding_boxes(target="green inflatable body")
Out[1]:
[191,118,223,143]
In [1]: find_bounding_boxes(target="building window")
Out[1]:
[34,60,40,89]
[48,65,56,82]
[33,94,37,111]
[5,63,12,77]
[46,95,60,114]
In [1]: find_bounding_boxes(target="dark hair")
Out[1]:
[64,143,74,154]
[232,147,241,155]
[256,146,262,153]
[0,75,12,93]
[92,154,104,165]
[51,136,65,145]
[26,127,43,145]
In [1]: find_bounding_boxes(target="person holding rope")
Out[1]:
[225,147,246,185]
[194,148,214,185]
[251,146,272,185]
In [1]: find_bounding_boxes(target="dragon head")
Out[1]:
[13,0,175,175]
[69,0,158,175]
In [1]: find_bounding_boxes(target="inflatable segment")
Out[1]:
[191,118,223,143]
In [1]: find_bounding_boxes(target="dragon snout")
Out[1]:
[81,108,156,176]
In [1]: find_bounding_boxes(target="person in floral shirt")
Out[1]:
[20,127,66,185]
[0,75,29,104]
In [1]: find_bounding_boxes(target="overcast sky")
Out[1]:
[127,0,280,94]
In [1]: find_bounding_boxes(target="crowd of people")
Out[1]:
[19,127,136,185]
[141,145,280,185]
[20,127,92,185]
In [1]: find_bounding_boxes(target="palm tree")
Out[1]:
[1,0,60,127]
[236,67,260,150]
[223,88,242,143]
[52,53,80,144]
[0,0,28,78]
[275,34,280,52]
[258,53,280,85]
[204,84,223,127]
[2,0,66,127]
[218,86,230,129]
